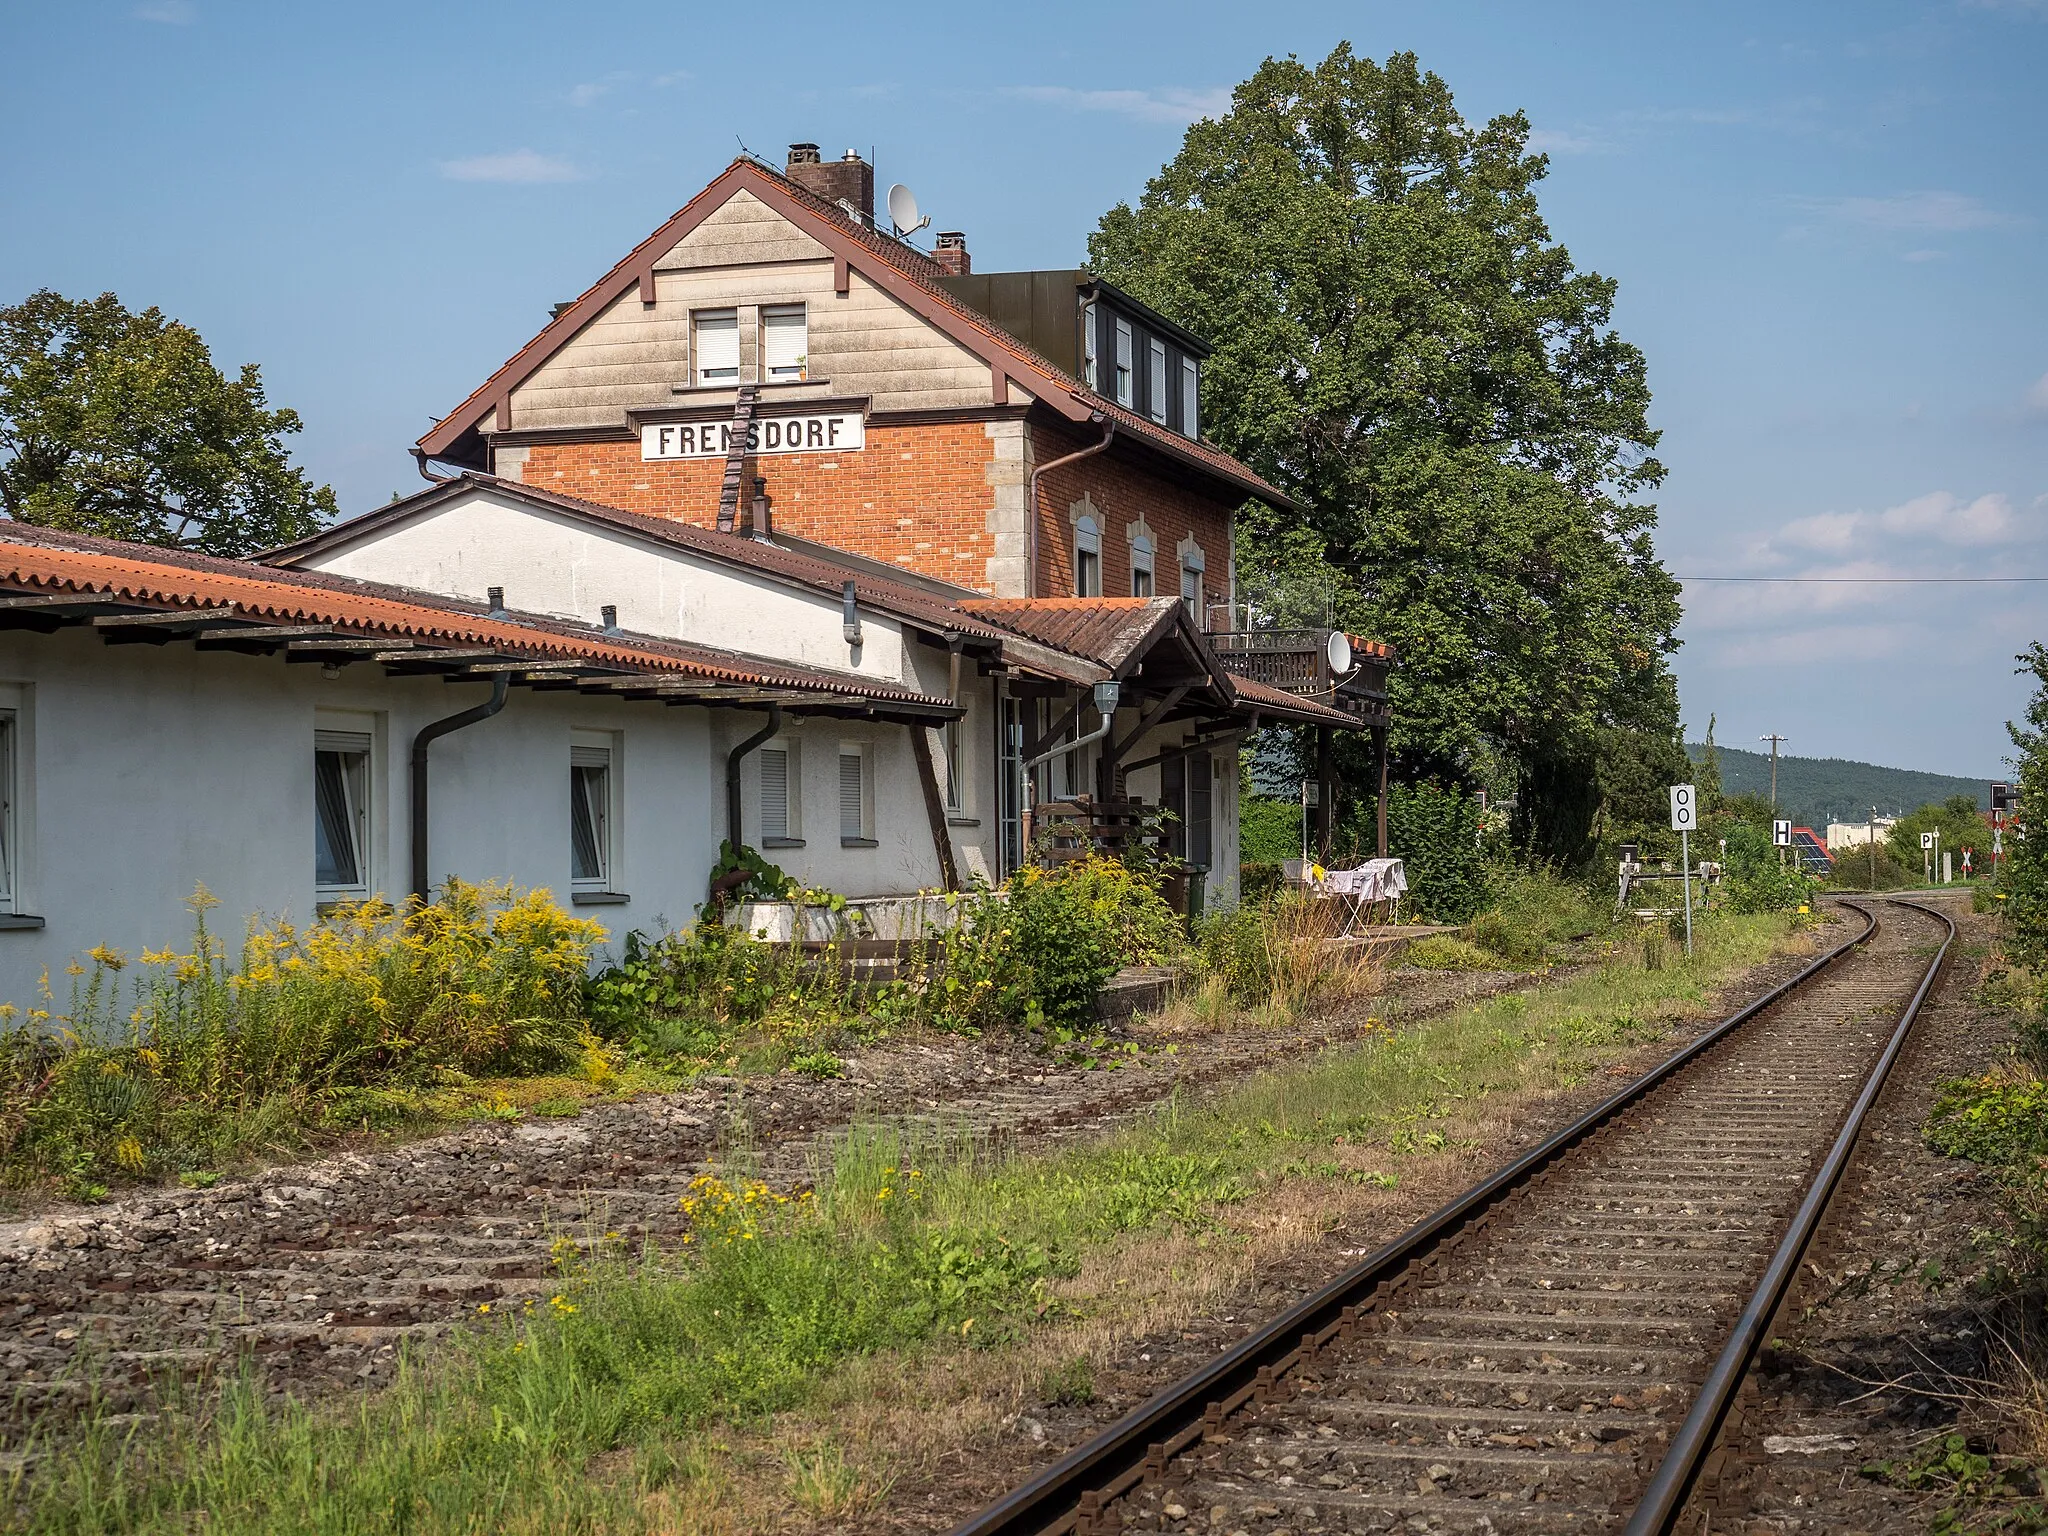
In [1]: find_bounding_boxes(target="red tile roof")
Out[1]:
[1227,673,1359,728]
[0,524,953,712]
[959,597,1182,675]
[415,157,1289,510]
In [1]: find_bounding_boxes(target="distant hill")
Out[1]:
[1683,744,1992,831]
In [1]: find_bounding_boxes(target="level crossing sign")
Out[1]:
[1669,784,1698,833]
[1773,820,1791,847]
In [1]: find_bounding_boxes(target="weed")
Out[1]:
[780,1440,891,1521]
[1351,1170,1400,1189]
[1037,1353,1096,1405]
[1401,935,1501,972]
[786,1051,844,1081]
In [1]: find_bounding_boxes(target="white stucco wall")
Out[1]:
[293,490,911,681]
[0,628,734,1011]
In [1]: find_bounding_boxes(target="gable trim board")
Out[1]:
[414,157,1289,512]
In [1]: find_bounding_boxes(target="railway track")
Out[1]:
[952,897,1955,1536]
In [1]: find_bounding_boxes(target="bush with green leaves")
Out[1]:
[1716,821,1820,912]
[1239,794,1303,864]
[1387,780,1489,923]
[2005,642,2048,969]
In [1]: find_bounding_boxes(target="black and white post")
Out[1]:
[1670,782,1698,957]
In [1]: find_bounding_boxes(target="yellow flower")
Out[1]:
[477,1303,493,1314]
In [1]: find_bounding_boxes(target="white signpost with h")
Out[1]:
[1670,783,1698,957]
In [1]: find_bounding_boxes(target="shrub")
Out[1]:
[1465,865,1607,964]
[1401,935,1501,972]
[1190,893,1368,1012]
[1239,794,1303,865]
[1387,781,1488,923]
[1,882,609,1189]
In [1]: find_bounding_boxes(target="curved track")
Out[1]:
[952,898,1955,1536]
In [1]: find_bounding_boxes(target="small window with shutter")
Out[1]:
[838,744,873,846]
[1182,358,1199,439]
[761,305,807,381]
[314,727,372,901]
[759,741,802,846]
[694,309,739,384]
[1148,339,1167,423]
[1082,301,1098,388]
[1114,319,1133,407]
[570,733,618,893]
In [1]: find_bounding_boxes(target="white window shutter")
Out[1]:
[695,310,739,382]
[839,751,865,839]
[1148,340,1167,423]
[760,747,789,839]
[761,306,806,379]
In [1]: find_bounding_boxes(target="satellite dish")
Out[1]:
[1325,631,1353,675]
[886,182,929,237]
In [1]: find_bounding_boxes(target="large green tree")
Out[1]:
[1089,46,1683,863]
[2004,642,2048,968]
[0,290,334,555]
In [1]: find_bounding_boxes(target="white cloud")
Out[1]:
[437,149,584,184]
[567,81,613,108]
[1771,491,2028,556]
[133,0,194,20]
[1527,128,1604,155]
[1901,248,1946,262]
[2027,372,2048,415]
[1792,189,2018,232]
[1003,85,1232,126]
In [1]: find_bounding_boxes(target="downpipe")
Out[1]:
[712,705,784,905]
[409,675,509,901]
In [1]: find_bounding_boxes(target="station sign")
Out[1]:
[641,412,865,461]
[1773,819,1791,847]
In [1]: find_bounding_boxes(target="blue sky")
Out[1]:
[3,0,2043,780]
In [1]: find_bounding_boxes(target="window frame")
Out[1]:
[1081,301,1098,388]
[1181,357,1199,439]
[1147,338,1167,424]
[569,730,622,899]
[1073,514,1102,597]
[1178,541,1207,625]
[760,303,808,381]
[838,741,876,847]
[1114,318,1133,407]
[1130,533,1155,598]
[943,715,965,815]
[0,710,18,914]
[693,308,740,385]
[758,736,804,848]
[313,726,373,906]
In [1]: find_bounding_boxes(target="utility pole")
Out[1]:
[1868,805,1876,888]
[1760,734,1789,814]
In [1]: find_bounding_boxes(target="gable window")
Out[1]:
[1081,301,1098,389]
[761,304,807,381]
[570,732,620,897]
[1148,339,1167,424]
[694,309,739,384]
[759,739,802,847]
[839,743,875,846]
[1114,319,1133,407]
[314,728,372,902]
[1181,358,1199,439]
[1073,514,1102,597]
[1130,533,1155,597]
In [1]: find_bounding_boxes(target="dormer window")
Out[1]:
[1148,338,1167,424]
[694,309,739,384]
[1114,319,1133,408]
[761,305,807,381]
[1082,301,1098,388]
[1181,358,1199,439]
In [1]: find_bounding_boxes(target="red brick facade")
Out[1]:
[1031,421,1237,618]
[509,420,1002,587]
[502,415,1237,606]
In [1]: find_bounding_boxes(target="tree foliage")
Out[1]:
[1088,45,1681,865]
[0,289,334,555]
[2005,642,2048,968]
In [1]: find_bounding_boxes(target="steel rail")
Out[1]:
[1623,895,1955,1534]
[947,899,1883,1536]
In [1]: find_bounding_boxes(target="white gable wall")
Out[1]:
[293,489,909,680]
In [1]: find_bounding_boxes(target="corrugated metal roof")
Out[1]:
[0,524,951,710]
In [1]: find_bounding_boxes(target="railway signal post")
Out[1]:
[1671,782,1697,956]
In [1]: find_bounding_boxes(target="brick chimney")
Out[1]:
[932,231,970,276]
[786,143,873,224]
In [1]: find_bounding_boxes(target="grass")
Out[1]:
[10,908,1809,1535]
